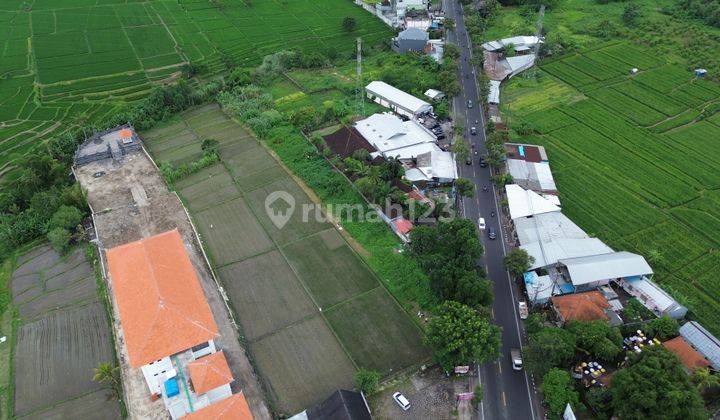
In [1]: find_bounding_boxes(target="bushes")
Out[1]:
[354,369,380,394]
[159,152,220,184]
[47,227,72,254]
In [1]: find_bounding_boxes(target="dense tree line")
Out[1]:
[678,0,720,27]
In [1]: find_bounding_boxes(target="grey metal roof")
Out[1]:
[559,251,653,286]
[522,238,613,270]
[680,321,720,370]
[515,212,589,245]
[306,390,371,420]
[399,27,429,41]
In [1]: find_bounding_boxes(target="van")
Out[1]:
[392,392,411,411]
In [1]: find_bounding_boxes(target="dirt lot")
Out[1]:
[10,246,120,418]
[369,366,468,420]
[75,150,271,420]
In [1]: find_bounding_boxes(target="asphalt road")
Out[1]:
[443,1,541,419]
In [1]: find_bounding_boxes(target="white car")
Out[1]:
[478,217,486,230]
[392,392,411,411]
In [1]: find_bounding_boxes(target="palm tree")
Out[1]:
[93,362,120,389]
[692,367,720,393]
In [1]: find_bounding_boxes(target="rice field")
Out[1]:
[503,41,720,334]
[141,105,429,414]
[0,0,391,176]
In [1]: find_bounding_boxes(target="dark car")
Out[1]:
[487,228,497,240]
[470,126,477,135]
[466,157,472,165]
[479,156,488,167]
[467,100,473,108]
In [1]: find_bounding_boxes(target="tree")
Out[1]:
[691,367,720,393]
[49,205,83,230]
[566,320,622,361]
[47,227,71,253]
[355,369,381,394]
[622,3,641,25]
[444,17,455,30]
[226,67,252,88]
[525,327,576,377]
[491,173,513,188]
[647,316,679,340]
[456,178,475,198]
[611,346,706,419]
[453,136,470,163]
[93,362,120,388]
[472,384,484,405]
[342,16,357,32]
[425,301,501,371]
[503,248,534,277]
[540,369,580,416]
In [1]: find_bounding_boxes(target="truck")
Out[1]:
[518,301,528,319]
[511,348,523,371]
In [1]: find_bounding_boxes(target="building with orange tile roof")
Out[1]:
[106,229,219,368]
[184,393,253,420]
[663,336,711,372]
[189,351,234,396]
[551,291,613,324]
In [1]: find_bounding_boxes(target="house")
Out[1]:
[558,251,653,292]
[551,291,621,326]
[424,89,445,101]
[188,351,234,403]
[505,143,559,198]
[488,80,501,104]
[481,35,542,53]
[74,125,142,165]
[392,27,429,53]
[663,337,711,373]
[107,229,247,418]
[404,149,458,184]
[615,275,687,319]
[184,393,254,420]
[390,217,414,243]
[679,321,720,370]
[505,184,560,220]
[365,81,433,118]
[395,0,427,17]
[353,113,438,160]
[289,390,372,420]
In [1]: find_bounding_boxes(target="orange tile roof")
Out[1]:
[663,337,711,371]
[119,128,133,139]
[189,351,234,395]
[106,229,219,367]
[393,218,414,235]
[184,393,253,420]
[551,291,610,323]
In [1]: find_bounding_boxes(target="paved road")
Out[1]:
[443,1,541,419]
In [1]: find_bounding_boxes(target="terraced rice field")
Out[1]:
[0,0,391,177]
[503,41,720,334]
[141,105,428,415]
[10,245,120,418]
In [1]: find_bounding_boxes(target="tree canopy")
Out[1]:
[526,327,576,377]
[503,248,535,277]
[566,320,622,361]
[540,368,581,416]
[425,301,501,371]
[611,346,706,419]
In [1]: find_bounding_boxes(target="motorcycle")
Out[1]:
[490,211,495,217]
[483,185,488,192]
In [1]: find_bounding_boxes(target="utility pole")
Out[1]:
[356,37,364,118]
[526,4,545,79]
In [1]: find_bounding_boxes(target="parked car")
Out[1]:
[470,126,477,135]
[478,217,486,230]
[467,100,473,108]
[487,228,497,240]
[511,348,523,371]
[393,392,411,411]
[518,301,528,319]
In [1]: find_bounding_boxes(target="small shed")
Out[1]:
[695,68,708,77]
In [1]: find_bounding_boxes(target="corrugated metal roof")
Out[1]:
[399,27,429,41]
[488,80,501,104]
[559,251,653,286]
[514,212,588,245]
[522,238,613,270]
[680,321,720,370]
[365,81,432,114]
[505,184,560,220]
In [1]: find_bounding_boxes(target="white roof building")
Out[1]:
[505,184,561,220]
[488,80,501,104]
[514,212,588,245]
[411,150,458,182]
[522,238,614,270]
[366,81,433,118]
[559,251,653,287]
[424,89,445,100]
[482,35,542,52]
[506,54,537,77]
[618,276,687,319]
[353,113,437,160]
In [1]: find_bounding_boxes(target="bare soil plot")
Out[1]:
[14,302,116,416]
[325,287,431,374]
[249,315,355,414]
[20,388,122,420]
[218,250,317,341]
[246,177,330,245]
[282,229,378,308]
[194,197,274,266]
